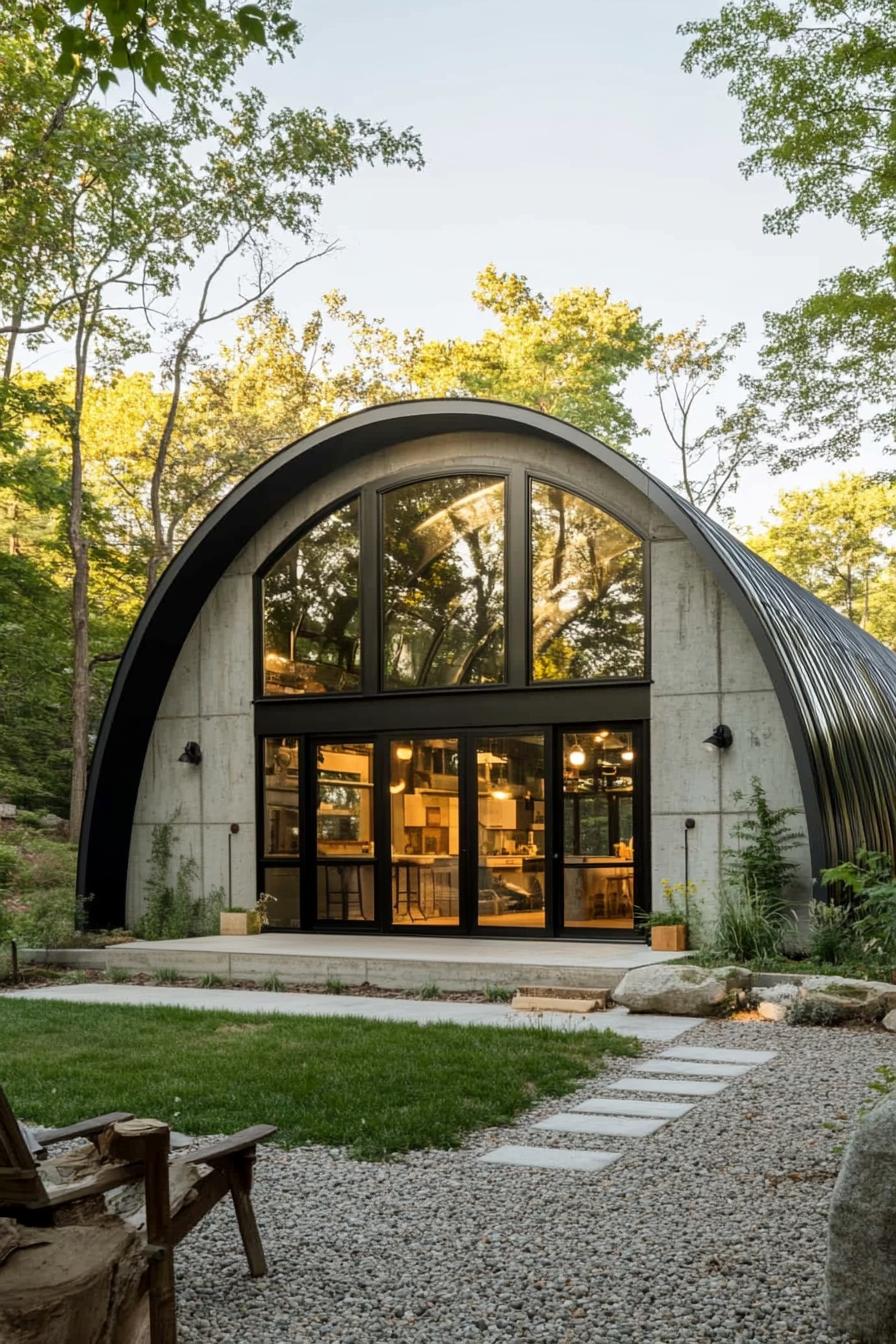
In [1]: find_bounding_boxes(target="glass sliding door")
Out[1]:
[261,737,300,927]
[389,737,460,926]
[315,742,375,922]
[560,728,637,932]
[476,734,546,929]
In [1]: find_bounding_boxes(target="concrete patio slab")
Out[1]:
[478,1145,621,1172]
[4,983,700,1041]
[34,931,691,994]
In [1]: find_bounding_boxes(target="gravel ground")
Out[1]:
[175,1019,896,1344]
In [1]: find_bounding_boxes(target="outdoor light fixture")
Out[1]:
[178,741,202,765]
[703,724,733,753]
[568,742,586,768]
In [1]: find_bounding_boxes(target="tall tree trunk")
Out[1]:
[68,300,93,837]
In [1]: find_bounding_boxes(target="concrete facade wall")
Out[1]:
[126,430,812,931]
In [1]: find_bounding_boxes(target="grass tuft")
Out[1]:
[485,984,514,1003]
[419,982,441,1000]
[105,966,130,984]
[199,973,223,989]
[153,966,179,985]
[325,977,344,995]
[262,972,284,992]
[0,1000,638,1160]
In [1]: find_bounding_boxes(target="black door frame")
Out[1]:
[258,715,649,942]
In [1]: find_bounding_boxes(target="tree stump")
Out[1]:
[0,1215,149,1344]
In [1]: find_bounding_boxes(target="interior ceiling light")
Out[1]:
[491,787,512,801]
[395,744,413,761]
[621,749,635,763]
[703,724,734,753]
[389,780,406,794]
[568,741,586,768]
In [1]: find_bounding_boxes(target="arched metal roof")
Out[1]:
[78,399,896,926]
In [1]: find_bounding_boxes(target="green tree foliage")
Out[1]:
[681,1,896,466]
[406,265,655,450]
[747,474,896,647]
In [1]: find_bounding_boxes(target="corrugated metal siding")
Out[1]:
[674,499,896,866]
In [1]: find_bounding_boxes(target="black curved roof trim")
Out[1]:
[78,399,896,925]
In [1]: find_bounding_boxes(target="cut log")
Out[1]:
[0,1215,148,1344]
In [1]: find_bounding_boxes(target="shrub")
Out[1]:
[725,778,803,921]
[8,886,79,948]
[786,996,844,1027]
[807,899,857,966]
[485,984,513,1003]
[713,878,786,963]
[136,819,222,940]
[0,842,20,887]
[821,849,896,971]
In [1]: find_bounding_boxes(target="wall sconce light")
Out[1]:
[702,724,733,753]
[178,741,202,765]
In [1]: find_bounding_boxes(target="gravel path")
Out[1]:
[175,1020,896,1343]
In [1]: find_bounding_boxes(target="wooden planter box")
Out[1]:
[651,924,687,952]
[219,910,260,936]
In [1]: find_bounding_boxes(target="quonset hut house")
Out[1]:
[79,401,896,941]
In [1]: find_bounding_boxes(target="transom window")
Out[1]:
[259,472,646,694]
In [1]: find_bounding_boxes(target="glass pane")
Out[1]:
[262,500,360,695]
[390,738,460,926]
[530,481,645,681]
[316,743,374,857]
[316,864,375,922]
[263,738,299,857]
[261,866,300,928]
[562,729,636,930]
[383,477,505,688]
[477,735,545,929]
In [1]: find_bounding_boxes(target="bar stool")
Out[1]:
[324,864,369,921]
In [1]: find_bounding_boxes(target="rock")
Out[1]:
[755,982,800,1005]
[37,813,66,830]
[798,976,896,1022]
[827,1095,896,1342]
[0,803,16,820]
[757,1001,787,1022]
[611,964,752,1016]
[883,1009,896,1033]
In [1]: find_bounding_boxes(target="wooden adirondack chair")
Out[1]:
[0,1085,276,1344]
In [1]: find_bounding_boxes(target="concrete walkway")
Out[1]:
[6,982,698,1042]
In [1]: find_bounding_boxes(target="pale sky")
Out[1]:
[45,0,886,532]
[240,0,883,531]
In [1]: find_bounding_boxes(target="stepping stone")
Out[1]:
[609,1078,728,1097]
[633,1059,750,1078]
[574,1098,693,1119]
[534,1112,665,1138]
[479,1145,620,1172]
[660,1045,776,1065]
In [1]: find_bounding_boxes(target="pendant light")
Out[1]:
[568,737,586,769]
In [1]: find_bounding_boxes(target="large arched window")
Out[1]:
[382,476,505,689]
[530,481,645,681]
[262,499,360,696]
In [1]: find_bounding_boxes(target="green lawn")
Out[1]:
[0,1000,638,1159]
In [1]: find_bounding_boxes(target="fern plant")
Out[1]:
[724,778,803,922]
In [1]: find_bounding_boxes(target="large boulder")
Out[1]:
[612,963,751,1016]
[797,976,896,1023]
[827,1096,896,1342]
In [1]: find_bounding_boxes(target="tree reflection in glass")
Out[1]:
[530,481,645,681]
[262,500,360,695]
[383,477,505,689]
